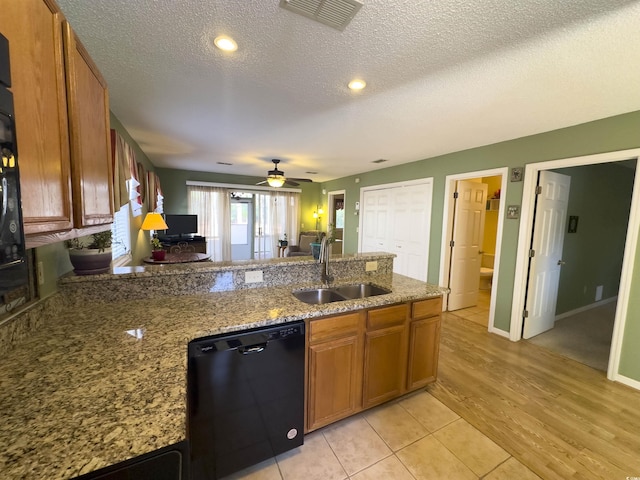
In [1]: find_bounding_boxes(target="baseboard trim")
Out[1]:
[613,372,640,391]
[555,296,618,321]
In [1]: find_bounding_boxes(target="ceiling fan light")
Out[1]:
[267,175,285,188]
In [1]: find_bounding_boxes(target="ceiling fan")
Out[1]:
[257,159,313,188]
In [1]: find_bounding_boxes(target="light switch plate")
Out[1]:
[365,261,378,272]
[245,270,264,283]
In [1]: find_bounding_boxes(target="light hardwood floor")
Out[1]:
[429,312,640,480]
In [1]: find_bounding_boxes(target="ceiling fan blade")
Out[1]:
[288,178,313,183]
[284,179,300,187]
[256,180,268,185]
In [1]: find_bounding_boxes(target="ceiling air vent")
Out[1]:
[280,0,363,31]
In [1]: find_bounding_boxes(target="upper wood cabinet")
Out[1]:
[1,0,73,234]
[0,0,113,235]
[63,21,113,227]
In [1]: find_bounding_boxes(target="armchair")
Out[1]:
[286,230,325,257]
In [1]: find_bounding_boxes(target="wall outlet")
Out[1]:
[37,261,45,285]
[366,261,378,272]
[245,270,264,283]
[595,285,604,302]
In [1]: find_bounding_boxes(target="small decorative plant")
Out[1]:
[89,231,113,252]
[65,231,113,275]
[279,233,288,247]
[65,231,112,252]
[151,236,163,250]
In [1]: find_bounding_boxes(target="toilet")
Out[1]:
[479,253,495,290]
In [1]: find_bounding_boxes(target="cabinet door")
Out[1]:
[63,22,113,227]
[407,316,441,390]
[363,304,408,408]
[1,0,73,234]
[307,335,361,431]
[362,325,407,409]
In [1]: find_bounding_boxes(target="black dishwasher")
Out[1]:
[187,321,305,479]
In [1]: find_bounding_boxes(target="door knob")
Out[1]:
[557,260,566,265]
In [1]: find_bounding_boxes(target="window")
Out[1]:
[111,204,131,266]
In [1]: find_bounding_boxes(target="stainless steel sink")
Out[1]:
[333,283,390,299]
[292,283,391,305]
[292,288,347,305]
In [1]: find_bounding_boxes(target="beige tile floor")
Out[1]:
[221,390,540,480]
[450,289,491,327]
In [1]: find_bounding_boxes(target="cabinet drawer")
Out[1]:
[367,304,408,331]
[411,297,442,320]
[309,312,361,344]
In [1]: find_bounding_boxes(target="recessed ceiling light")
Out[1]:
[348,79,366,91]
[214,35,238,52]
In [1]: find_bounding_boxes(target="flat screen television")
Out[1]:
[163,214,198,237]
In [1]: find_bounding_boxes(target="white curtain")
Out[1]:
[188,186,231,261]
[255,191,300,259]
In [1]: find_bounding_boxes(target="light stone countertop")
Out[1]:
[0,273,444,480]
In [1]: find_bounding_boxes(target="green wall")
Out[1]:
[554,163,634,314]
[321,110,640,382]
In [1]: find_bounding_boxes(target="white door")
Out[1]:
[361,189,392,253]
[392,184,432,281]
[448,180,488,311]
[523,171,571,339]
[360,181,433,281]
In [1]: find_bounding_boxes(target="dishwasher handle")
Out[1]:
[238,343,267,355]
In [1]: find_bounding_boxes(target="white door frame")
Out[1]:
[327,189,346,254]
[439,167,509,335]
[510,148,640,385]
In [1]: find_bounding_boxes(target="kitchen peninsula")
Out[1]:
[0,253,445,479]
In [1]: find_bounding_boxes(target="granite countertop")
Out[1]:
[0,273,443,479]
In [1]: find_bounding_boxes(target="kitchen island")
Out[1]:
[0,254,444,479]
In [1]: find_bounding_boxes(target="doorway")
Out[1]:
[230,196,254,261]
[511,148,640,383]
[440,168,508,333]
[327,190,345,255]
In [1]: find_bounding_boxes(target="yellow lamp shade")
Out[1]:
[141,212,168,231]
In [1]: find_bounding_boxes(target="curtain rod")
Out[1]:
[186,180,302,193]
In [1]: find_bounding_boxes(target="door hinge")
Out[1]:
[523,309,529,318]
[453,191,459,199]
[450,240,455,247]
[535,185,542,195]
[529,249,535,258]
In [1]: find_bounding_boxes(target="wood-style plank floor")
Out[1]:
[427,312,640,480]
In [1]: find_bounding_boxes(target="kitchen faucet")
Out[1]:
[318,236,334,285]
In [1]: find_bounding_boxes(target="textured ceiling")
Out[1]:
[56,0,640,183]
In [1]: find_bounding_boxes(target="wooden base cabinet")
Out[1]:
[408,297,443,390]
[306,296,442,432]
[306,312,364,431]
[362,304,409,409]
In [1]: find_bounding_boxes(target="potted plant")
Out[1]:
[150,236,166,261]
[66,231,113,275]
[278,234,288,247]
